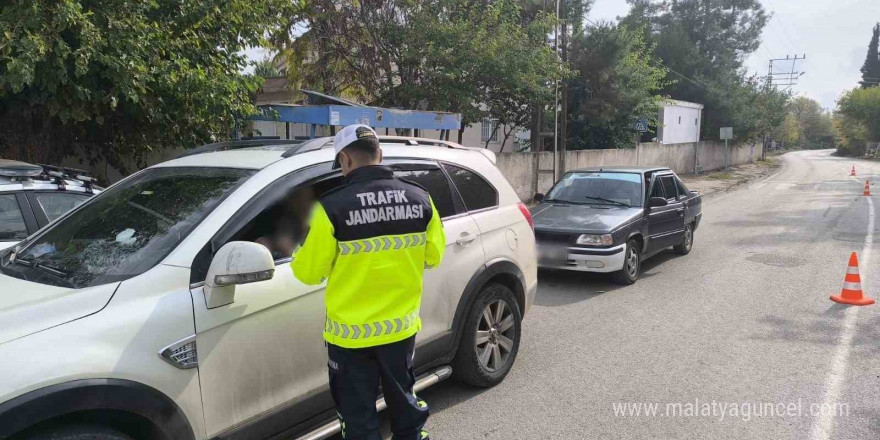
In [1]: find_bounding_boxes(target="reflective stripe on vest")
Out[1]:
[324,311,419,340]
[338,232,427,255]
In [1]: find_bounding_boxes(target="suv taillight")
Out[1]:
[517,203,534,230]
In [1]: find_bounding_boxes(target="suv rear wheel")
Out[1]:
[25,424,133,440]
[453,283,522,388]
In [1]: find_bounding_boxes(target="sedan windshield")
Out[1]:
[546,172,642,207]
[1,167,254,288]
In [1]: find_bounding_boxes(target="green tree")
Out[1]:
[565,23,669,149]
[787,97,834,149]
[253,57,283,78]
[0,0,294,175]
[622,0,770,139]
[276,0,563,144]
[835,87,880,155]
[775,113,799,147]
[860,23,880,89]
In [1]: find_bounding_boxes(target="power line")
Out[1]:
[764,0,800,53]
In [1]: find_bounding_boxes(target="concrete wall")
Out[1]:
[497,141,762,202]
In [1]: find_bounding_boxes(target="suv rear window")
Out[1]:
[0,195,27,241]
[2,167,253,288]
[393,168,458,218]
[34,192,91,221]
[443,164,497,211]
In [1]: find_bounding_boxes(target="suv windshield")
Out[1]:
[546,172,642,207]
[1,167,253,288]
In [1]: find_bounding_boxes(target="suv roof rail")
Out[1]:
[281,135,474,158]
[177,138,303,158]
[36,164,100,193]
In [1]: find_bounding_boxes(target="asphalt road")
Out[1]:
[411,150,880,440]
[329,150,879,439]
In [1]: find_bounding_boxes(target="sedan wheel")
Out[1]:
[674,223,694,255]
[613,239,641,285]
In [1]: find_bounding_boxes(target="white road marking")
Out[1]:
[810,196,874,440]
[750,159,787,189]
[776,183,794,191]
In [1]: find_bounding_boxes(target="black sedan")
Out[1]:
[531,166,701,284]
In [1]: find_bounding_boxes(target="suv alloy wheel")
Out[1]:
[453,283,522,387]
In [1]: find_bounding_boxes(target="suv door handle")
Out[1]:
[456,233,477,246]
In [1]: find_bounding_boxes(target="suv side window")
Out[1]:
[34,192,91,221]
[0,194,27,241]
[443,163,497,212]
[393,167,459,219]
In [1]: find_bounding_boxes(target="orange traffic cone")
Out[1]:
[864,180,871,196]
[851,165,857,176]
[830,252,874,306]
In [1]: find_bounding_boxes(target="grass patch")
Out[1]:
[706,172,735,180]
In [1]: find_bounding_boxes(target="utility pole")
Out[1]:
[559,0,568,177]
[768,54,807,91]
[552,0,560,181]
[766,54,806,157]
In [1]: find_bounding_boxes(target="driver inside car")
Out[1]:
[254,185,316,259]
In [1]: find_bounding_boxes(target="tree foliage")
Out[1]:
[0,0,294,176]
[253,57,283,78]
[774,97,834,150]
[835,87,880,155]
[277,0,563,141]
[622,0,782,142]
[566,23,669,149]
[860,23,880,89]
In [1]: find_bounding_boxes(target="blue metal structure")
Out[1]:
[249,92,462,139]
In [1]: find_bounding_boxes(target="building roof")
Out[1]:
[664,99,704,110]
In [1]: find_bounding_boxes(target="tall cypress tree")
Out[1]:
[860,23,880,88]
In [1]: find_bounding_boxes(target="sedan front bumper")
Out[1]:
[538,243,626,273]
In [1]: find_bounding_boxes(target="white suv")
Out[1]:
[0,137,537,440]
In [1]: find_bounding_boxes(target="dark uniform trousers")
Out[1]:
[328,335,429,440]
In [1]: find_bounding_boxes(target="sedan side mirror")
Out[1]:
[205,241,275,309]
[534,193,545,202]
[648,197,668,208]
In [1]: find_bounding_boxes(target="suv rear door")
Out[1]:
[388,160,485,341]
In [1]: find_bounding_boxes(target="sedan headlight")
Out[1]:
[576,234,613,246]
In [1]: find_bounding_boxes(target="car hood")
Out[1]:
[531,203,643,234]
[0,242,16,251]
[0,274,119,345]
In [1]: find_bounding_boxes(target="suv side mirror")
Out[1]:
[205,241,275,309]
[534,193,545,202]
[648,197,668,208]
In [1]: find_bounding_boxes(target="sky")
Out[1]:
[590,0,880,110]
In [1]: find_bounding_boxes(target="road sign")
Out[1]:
[633,119,648,132]
[720,127,733,140]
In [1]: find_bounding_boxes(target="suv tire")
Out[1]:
[25,424,133,440]
[673,223,693,255]
[613,239,641,285]
[453,283,522,388]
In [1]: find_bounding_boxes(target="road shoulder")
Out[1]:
[681,158,782,198]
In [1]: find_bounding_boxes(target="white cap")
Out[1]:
[333,124,378,155]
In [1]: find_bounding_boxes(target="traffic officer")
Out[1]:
[292,124,445,440]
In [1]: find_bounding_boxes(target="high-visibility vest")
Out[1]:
[292,165,445,348]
